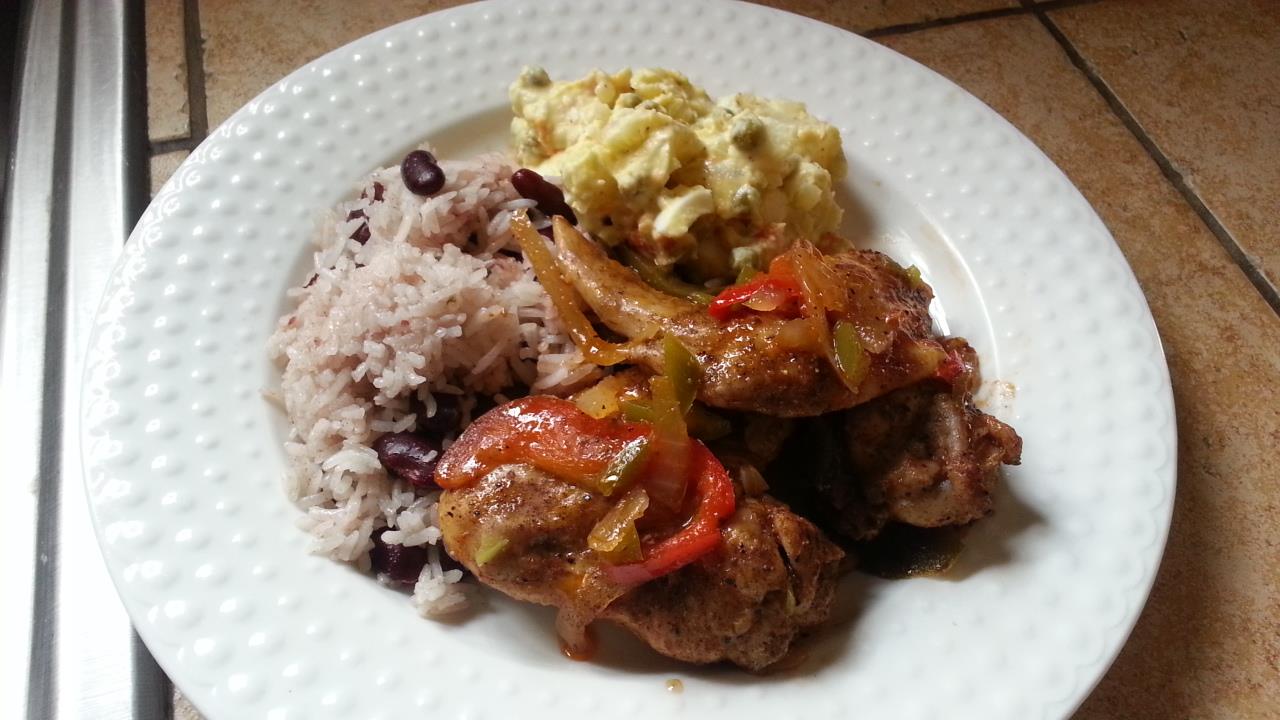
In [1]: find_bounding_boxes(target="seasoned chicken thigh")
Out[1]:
[551,218,951,417]
[438,463,609,603]
[844,378,1023,528]
[438,448,843,671]
[606,495,843,671]
[770,341,1023,540]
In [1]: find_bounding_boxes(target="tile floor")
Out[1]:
[144,2,1280,718]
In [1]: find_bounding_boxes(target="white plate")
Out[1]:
[82,1,1176,718]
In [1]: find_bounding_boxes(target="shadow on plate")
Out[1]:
[488,583,864,684]
[835,177,877,243]
[945,473,1044,581]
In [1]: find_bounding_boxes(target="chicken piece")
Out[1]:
[767,411,888,542]
[845,379,1022,528]
[605,495,843,671]
[846,338,1021,527]
[769,340,1021,537]
[438,463,609,605]
[553,220,947,416]
[438,463,843,671]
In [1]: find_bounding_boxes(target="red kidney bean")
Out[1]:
[369,530,430,585]
[372,432,440,488]
[439,547,465,574]
[416,395,461,435]
[511,168,577,224]
[401,150,445,196]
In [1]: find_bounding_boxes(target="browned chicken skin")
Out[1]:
[845,342,1022,528]
[770,341,1023,540]
[438,462,843,671]
[607,495,843,671]
[438,464,607,602]
[554,223,949,417]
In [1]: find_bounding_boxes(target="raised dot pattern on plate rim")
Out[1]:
[81,2,1175,719]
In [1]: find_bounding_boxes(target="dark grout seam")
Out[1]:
[863,0,1104,39]
[181,0,208,142]
[1029,3,1280,316]
[864,6,1026,38]
[1021,0,1110,14]
[149,135,201,156]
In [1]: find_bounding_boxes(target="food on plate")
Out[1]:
[269,66,1022,670]
[434,396,843,669]
[769,339,1022,544]
[510,67,846,279]
[545,216,962,416]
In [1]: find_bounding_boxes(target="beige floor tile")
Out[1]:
[1052,0,1280,289]
[146,0,190,141]
[173,688,201,720]
[200,0,469,128]
[750,0,1018,32]
[150,150,190,196]
[881,16,1280,720]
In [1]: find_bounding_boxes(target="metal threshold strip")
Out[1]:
[1,0,169,718]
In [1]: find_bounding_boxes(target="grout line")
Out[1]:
[149,135,201,156]
[181,0,208,142]
[862,1,1103,39]
[1030,5,1280,316]
[1023,0,1108,13]
[864,5,1026,38]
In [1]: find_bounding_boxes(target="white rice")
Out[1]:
[268,150,599,615]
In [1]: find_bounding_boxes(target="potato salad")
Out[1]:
[510,67,846,281]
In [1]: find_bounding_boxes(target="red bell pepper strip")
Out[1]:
[434,396,649,493]
[707,273,804,321]
[604,442,737,585]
